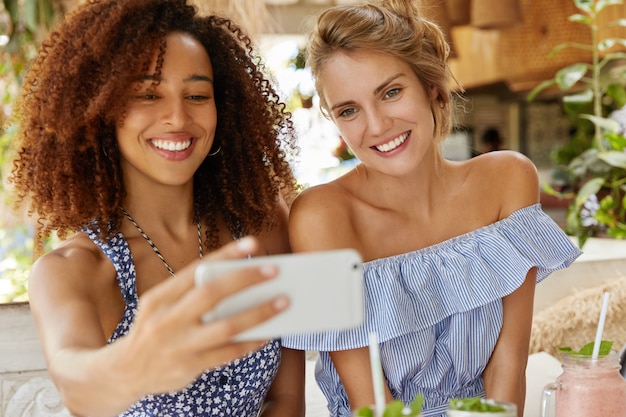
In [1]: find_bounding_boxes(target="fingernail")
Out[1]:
[259,264,278,278]
[273,296,289,311]
[236,236,255,253]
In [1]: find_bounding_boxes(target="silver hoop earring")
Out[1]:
[208,145,221,157]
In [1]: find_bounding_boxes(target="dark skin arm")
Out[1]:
[260,347,306,417]
[29,237,289,417]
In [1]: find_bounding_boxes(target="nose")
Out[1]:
[365,107,391,137]
[160,98,191,128]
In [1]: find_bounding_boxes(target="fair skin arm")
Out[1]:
[483,152,541,417]
[329,348,395,408]
[483,267,536,417]
[29,237,289,417]
[289,186,394,410]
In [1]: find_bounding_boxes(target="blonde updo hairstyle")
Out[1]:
[308,0,453,145]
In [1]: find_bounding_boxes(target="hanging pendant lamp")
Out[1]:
[420,0,457,58]
[471,0,522,30]
[446,0,471,26]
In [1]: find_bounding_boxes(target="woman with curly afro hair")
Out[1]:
[8,0,304,416]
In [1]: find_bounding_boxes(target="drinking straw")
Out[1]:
[592,291,611,359]
[368,332,386,417]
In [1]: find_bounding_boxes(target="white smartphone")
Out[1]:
[194,249,364,341]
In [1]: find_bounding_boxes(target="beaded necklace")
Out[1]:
[119,206,203,277]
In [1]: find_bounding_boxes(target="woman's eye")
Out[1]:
[187,95,211,102]
[134,93,158,101]
[338,108,357,118]
[384,88,401,99]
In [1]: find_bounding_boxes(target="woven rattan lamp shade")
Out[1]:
[420,0,457,58]
[496,0,591,87]
[446,0,471,26]
[471,0,522,29]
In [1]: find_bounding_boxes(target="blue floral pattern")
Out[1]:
[85,228,281,417]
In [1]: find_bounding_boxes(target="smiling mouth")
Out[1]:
[374,132,409,153]
[151,139,193,152]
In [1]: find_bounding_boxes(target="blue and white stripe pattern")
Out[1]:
[283,203,582,417]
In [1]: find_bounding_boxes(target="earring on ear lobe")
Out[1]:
[208,145,221,157]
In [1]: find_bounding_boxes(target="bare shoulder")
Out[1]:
[471,150,536,173]
[29,232,115,314]
[466,151,540,216]
[289,180,355,252]
[257,197,291,255]
[292,181,350,214]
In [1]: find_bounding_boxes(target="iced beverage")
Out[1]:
[541,351,626,417]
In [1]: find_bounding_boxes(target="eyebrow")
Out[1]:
[330,72,404,112]
[137,74,214,84]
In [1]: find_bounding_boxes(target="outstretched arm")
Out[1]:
[29,236,288,417]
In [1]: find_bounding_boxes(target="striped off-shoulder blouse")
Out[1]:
[282,204,582,417]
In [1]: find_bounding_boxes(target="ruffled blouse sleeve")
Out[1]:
[281,204,582,351]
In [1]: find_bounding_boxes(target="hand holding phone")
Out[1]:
[194,249,364,341]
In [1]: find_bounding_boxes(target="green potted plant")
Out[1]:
[528,0,626,248]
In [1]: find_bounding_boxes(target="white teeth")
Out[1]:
[152,139,192,152]
[375,132,408,152]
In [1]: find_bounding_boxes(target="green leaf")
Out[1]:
[382,400,404,417]
[449,398,505,412]
[579,341,614,356]
[595,0,623,13]
[527,79,557,102]
[575,177,604,208]
[568,13,591,25]
[555,63,588,90]
[559,341,614,356]
[601,52,626,65]
[598,151,626,168]
[579,114,621,133]
[599,194,615,210]
[596,209,615,225]
[550,42,593,58]
[23,0,38,33]
[611,18,626,28]
[563,88,593,104]
[563,99,592,116]
[607,222,626,238]
[41,0,56,29]
[607,84,626,108]
[409,395,424,416]
[598,38,626,51]
[2,0,19,26]
[573,0,593,13]
[354,407,374,417]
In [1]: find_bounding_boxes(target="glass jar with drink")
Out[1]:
[541,350,626,417]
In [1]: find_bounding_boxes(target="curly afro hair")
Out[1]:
[9,0,299,250]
